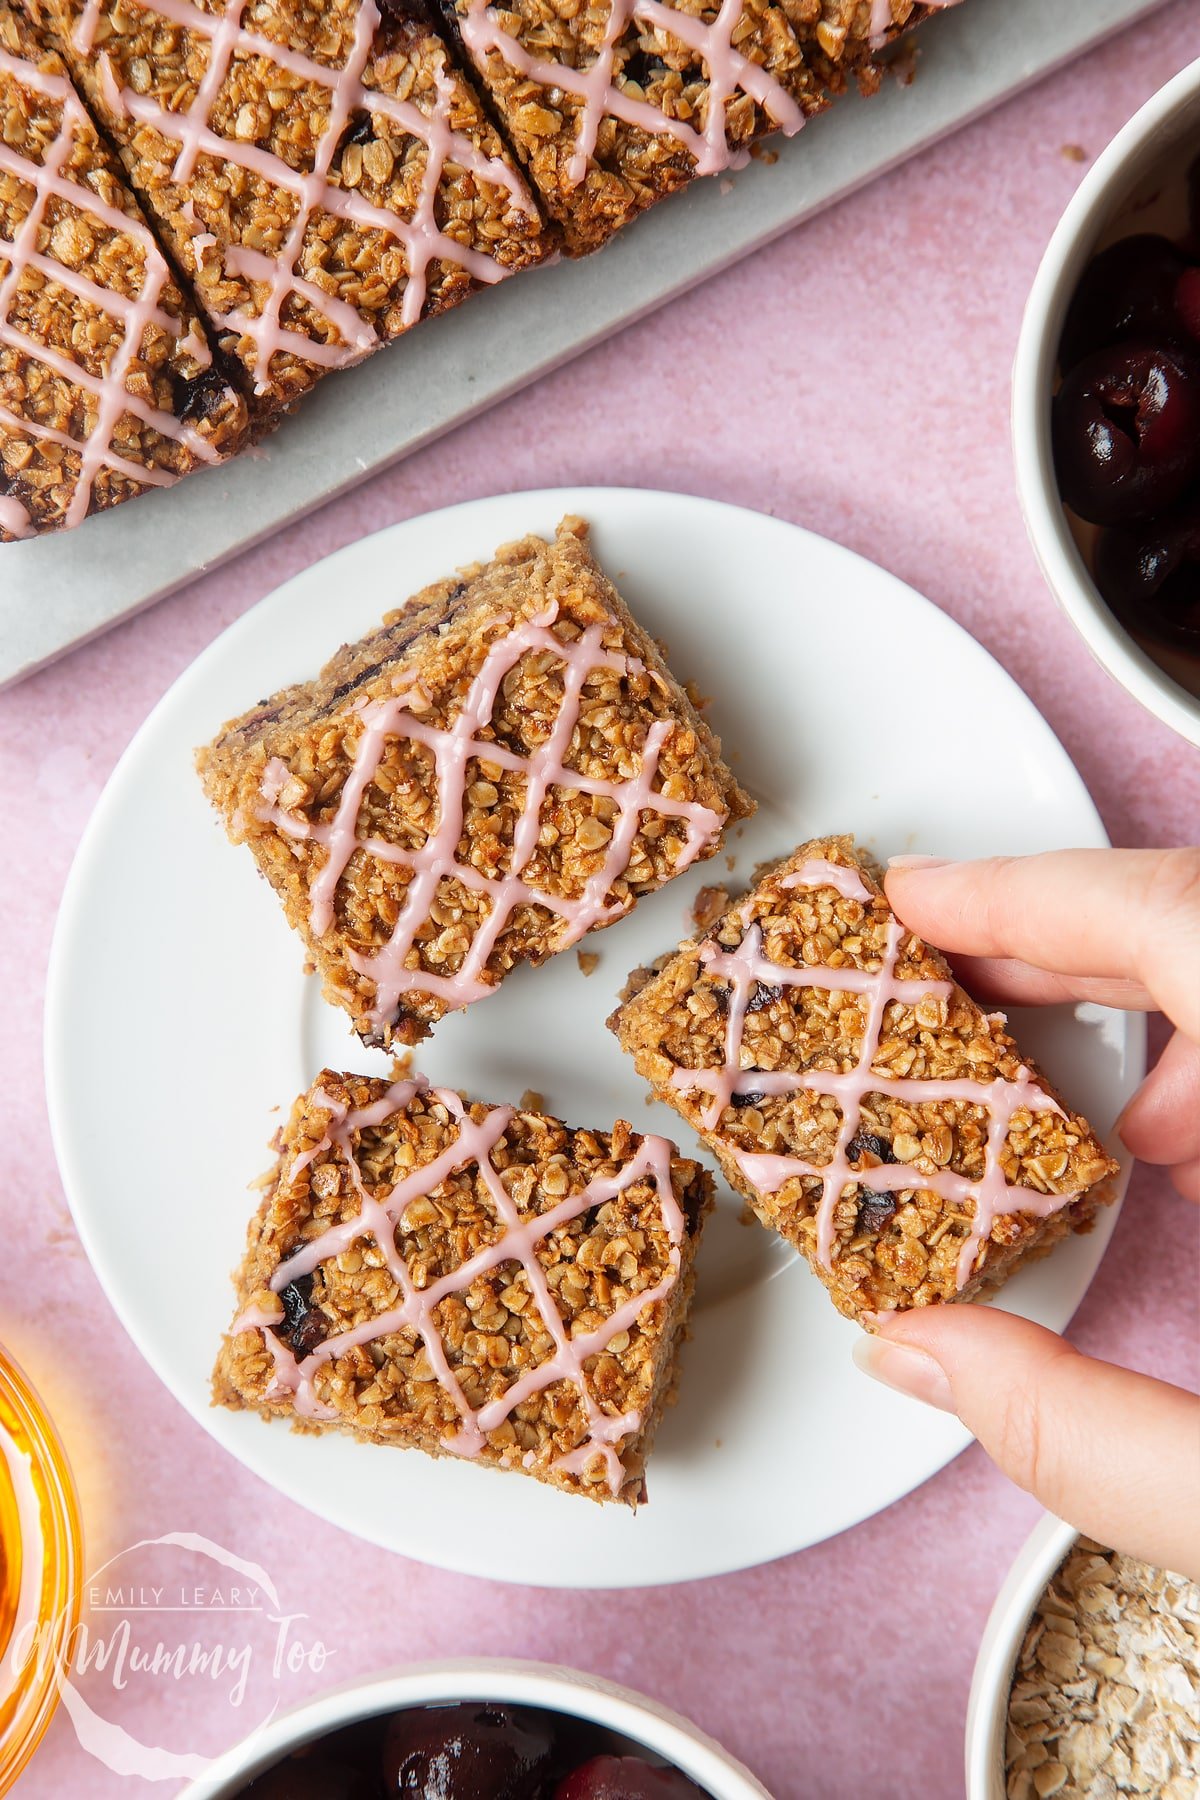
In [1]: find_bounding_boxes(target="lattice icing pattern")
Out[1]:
[458,0,810,197]
[256,598,729,1034]
[455,0,963,221]
[229,1076,691,1497]
[60,0,541,402]
[666,857,1093,1291]
[0,12,241,537]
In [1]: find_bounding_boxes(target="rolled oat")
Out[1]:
[1006,1540,1200,1800]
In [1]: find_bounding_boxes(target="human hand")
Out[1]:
[852,848,1200,1580]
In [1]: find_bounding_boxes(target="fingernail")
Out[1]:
[851,1334,956,1413]
[886,854,952,872]
[1113,1090,1141,1148]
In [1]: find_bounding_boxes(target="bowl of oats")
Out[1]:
[966,1513,1200,1799]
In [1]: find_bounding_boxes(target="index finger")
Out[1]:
[883,848,1200,1041]
[935,957,1156,1012]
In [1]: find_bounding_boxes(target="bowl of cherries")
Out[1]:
[181,1660,770,1800]
[1013,54,1200,746]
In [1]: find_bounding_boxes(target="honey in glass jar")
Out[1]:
[0,1346,82,1793]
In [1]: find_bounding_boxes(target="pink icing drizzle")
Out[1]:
[258,600,727,1031]
[460,0,804,189]
[176,319,211,367]
[86,0,535,393]
[669,858,1083,1290]
[0,493,34,539]
[0,44,222,532]
[232,1076,686,1495]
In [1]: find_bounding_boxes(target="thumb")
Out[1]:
[853,1307,1200,1580]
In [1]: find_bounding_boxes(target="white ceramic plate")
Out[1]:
[45,488,1143,1588]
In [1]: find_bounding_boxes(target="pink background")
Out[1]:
[4,6,1200,1793]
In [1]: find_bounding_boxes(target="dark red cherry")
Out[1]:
[1052,342,1200,525]
[1176,267,1200,344]
[1189,148,1200,243]
[554,1755,708,1800]
[241,1744,377,1799]
[1058,236,1193,369]
[1094,499,1200,650]
[381,1703,558,1798]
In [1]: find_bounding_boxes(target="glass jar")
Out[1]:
[0,1346,82,1793]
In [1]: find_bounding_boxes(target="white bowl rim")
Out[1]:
[182,1658,773,1799]
[963,1513,1079,1800]
[1011,53,1200,749]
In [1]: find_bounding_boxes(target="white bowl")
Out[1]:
[964,1513,1078,1800]
[182,1658,773,1799]
[1012,56,1200,748]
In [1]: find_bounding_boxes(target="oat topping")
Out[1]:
[670,853,1086,1287]
[0,1,245,537]
[457,0,805,190]
[1006,1540,1200,1800]
[215,1069,712,1504]
[690,882,729,932]
[446,0,961,251]
[6,0,972,527]
[36,0,547,414]
[257,597,729,1032]
[610,835,1117,1320]
[869,0,960,49]
[198,517,752,1047]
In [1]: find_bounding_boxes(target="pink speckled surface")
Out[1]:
[4,9,1200,1795]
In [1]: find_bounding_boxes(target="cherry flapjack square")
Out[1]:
[197,516,752,1047]
[215,1070,712,1504]
[610,835,1117,1320]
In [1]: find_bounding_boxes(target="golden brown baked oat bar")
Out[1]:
[215,1070,712,1504]
[610,835,1117,1322]
[197,515,753,1047]
[793,2,958,100]
[0,1,246,539]
[33,0,548,421]
[439,0,961,253]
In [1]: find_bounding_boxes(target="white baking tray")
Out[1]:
[0,0,1171,687]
